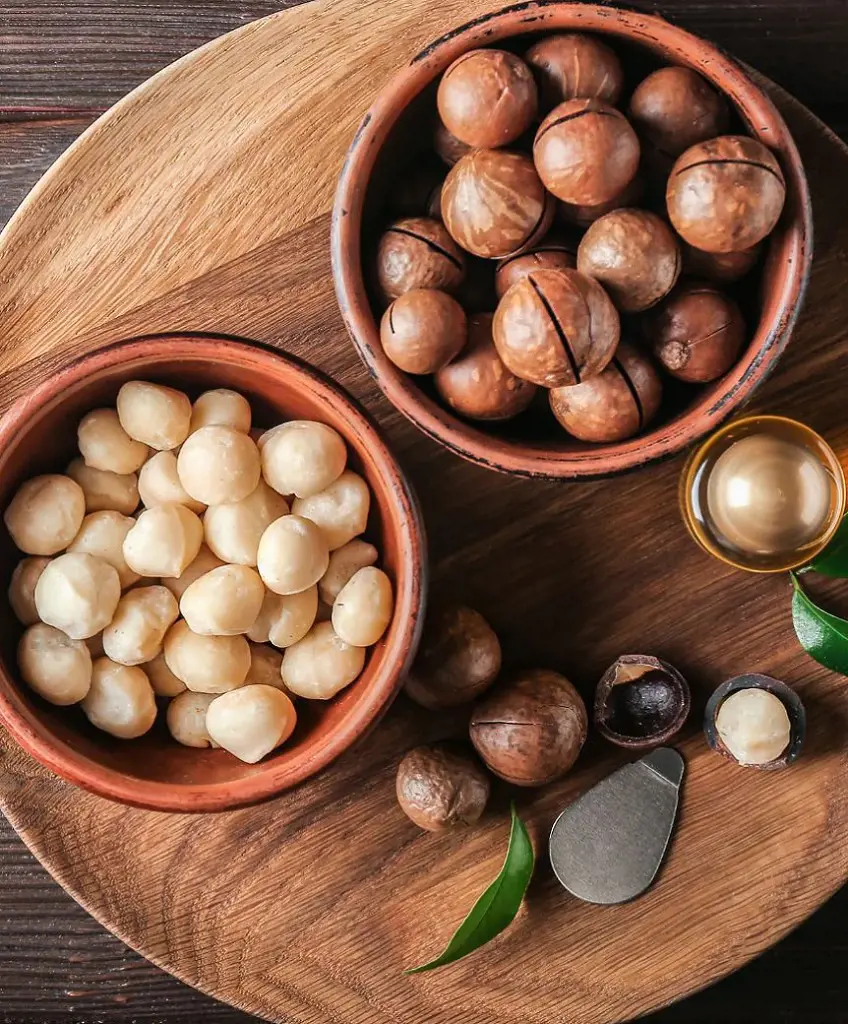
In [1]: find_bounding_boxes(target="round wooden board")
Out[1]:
[0,2,846,1021]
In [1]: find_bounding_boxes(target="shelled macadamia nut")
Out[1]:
[189,389,252,434]
[629,67,729,160]
[68,511,139,589]
[245,643,288,691]
[81,658,157,738]
[66,458,139,516]
[332,567,393,647]
[257,515,329,595]
[143,651,186,697]
[292,471,370,551]
[4,475,85,555]
[281,621,366,699]
[77,408,150,475]
[34,552,121,640]
[102,585,179,666]
[167,690,217,748]
[18,623,92,705]
[203,480,289,566]
[177,426,261,505]
[205,684,297,763]
[247,586,318,648]
[117,381,192,451]
[380,289,467,374]
[122,504,203,578]
[163,620,250,693]
[160,544,224,601]
[8,557,50,627]
[377,217,465,300]
[319,540,378,605]
[524,33,624,110]
[138,451,205,514]
[260,421,347,499]
[180,564,265,636]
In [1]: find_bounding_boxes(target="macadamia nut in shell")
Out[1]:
[34,552,121,640]
[81,658,157,738]
[117,381,192,451]
[376,217,465,300]
[524,33,624,109]
[4,475,85,555]
[18,623,92,705]
[206,684,297,763]
[396,744,490,831]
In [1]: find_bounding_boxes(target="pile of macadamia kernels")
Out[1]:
[376,34,785,444]
[4,383,393,764]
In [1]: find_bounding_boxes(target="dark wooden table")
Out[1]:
[0,2,846,1021]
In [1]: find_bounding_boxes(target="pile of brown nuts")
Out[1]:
[376,34,785,443]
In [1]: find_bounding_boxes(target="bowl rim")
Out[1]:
[0,334,427,812]
[331,0,814,480]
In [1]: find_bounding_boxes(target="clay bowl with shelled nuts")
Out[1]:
[332,2,812,479]
[0,336,426,812]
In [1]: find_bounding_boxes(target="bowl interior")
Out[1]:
[0,337,423,809]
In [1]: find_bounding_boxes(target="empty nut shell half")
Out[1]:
[594,654,690,749]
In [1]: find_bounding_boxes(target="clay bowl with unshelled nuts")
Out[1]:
[0,336,425,812]
[333,3,811,478]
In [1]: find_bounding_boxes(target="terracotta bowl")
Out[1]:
[332,2,812,479]
[0,336,426,812]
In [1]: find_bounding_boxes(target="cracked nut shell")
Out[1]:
[396,743,491,831]
[494,238,577,298]
[524,32,624,111]
[704,674,805,769]
[380,288,467,374]
[629,67,729,160]
[376,216,465,300]
[594,654,691,749]
[558,172,644,229]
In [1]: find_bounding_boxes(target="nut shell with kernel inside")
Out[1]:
[379,289,467,374]
[666,135,786,253]
[435,314,537,421]
[441,149,555,259]
[437,49,537,149]
[494,238,577,299]
[550,340,663,443]
[524,33,624,110]
[376,217,465,300]
[396,743,491,831]
[470,669,588,786]
[534,98,640,206]
[629,67,729,160]
[493,267,620,388]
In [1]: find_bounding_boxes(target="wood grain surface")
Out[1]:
[1,2,847,1023]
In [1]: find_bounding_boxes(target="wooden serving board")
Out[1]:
[0,2,846,1021]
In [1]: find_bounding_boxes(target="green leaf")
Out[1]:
[404,803,534,974]
[799,515,848,577]
[791,574,848,675]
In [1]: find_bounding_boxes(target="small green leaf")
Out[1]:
[791,574,848,675]
[799,514,848,577]
[405,804,534,974]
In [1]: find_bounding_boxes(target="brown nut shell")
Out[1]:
[434,121,472,167]
[380,289,467,374]
[629,67,729,159]
[558,173,645,229]
[396,743,491,831]
[549,340,662,443]
[470,669,588,787]
[666,136,786,253]
[577,208,681,312]
[404,603,501,709]
[376,216,465,300]
[682,241,761,284]
[441,149,555,259]
[704,674,804,770]
[494,240,577,298]
[646,281,745,383]
[492,267,620,387]
[594,654,691,749]
[524,33,624,110]
[437,49,538,149]
[534,99,640,206]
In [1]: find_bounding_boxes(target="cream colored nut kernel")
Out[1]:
[77,408,149,474]
[117,381,192,451]
[68,511,139,589]
[190,389,252,434]
[205,684,297,763]
[163,620,250,693]
[166,690,218,747]
[4,475,85,555]
[138,451,205,514]
[34,552,121,640]
[257,515,329,595]
[179,564,265,636]
[66,458,139,515]
[102,585,179,666]
[143,651,186,697]
[292,471,371,551]
[332,567,393,647]
[203,480,289,566]
[81,658,157,738]
[319,539,379,605]
[260,420,347,499]
[281,621,366,699]
[122,504,203,578]
[177,425,261,505]
[247,585,318,647]
[18,623,92,705]
[253,425,277,448]
[160,544,225,601]
[245,642,289,692]
[715,687,792,765]
[86,632,105,659]
[9,557,50,626]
